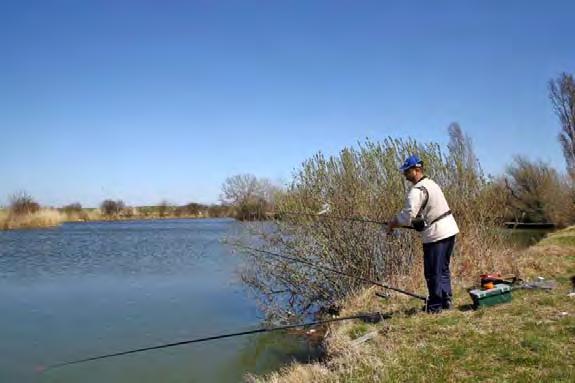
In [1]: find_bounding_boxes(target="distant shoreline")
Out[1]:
[0,209,233,231]
[65,215,233,224]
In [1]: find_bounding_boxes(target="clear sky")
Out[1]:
[1,1,574,207]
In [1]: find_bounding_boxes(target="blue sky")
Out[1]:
[1,1,574,207]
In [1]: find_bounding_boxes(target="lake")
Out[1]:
[0,219,311,383]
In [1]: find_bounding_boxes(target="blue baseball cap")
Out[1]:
[399,154,423,172]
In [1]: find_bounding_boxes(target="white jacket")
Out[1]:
[395,177,459,243]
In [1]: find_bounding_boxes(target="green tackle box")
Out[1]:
[469,283,512,309]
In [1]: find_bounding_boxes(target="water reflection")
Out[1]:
[505,228,553,248]
[224,330,324,382]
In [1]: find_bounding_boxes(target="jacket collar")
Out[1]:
[414,175,427,186]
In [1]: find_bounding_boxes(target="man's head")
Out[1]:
[399,154,424,184]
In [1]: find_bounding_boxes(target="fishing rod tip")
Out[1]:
[317,203,331,215]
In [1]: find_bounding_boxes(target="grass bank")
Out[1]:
[251,228,575,383]
[0,209,65,230]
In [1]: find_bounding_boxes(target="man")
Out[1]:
[388,154,459,313]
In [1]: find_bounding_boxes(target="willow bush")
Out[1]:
[238,131,510,321]
[502,156,575,227]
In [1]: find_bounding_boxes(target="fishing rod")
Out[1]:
[41,311,387,372]
[235,244,427,301]
[279,211,390,226]
[275,209,414,230]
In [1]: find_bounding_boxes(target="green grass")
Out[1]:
[540,235,575,247]
[539,227,575,247]
[347,323,369,340]
[376,289,575,382]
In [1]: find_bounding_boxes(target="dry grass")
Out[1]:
[0,208,65,230]
[250,228,575,383]
[61,208,103,222]
[60,207,210,222]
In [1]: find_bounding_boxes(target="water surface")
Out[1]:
[0,219,308,383]
[506,227,553,248]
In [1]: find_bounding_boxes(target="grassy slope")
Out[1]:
[254,228,575,383]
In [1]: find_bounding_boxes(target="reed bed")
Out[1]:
[0,208,65,230]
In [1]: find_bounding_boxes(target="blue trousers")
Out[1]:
[423,235,455,312]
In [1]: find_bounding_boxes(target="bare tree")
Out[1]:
[446,122,483,200]
[100,199,125,217]
[447,123,480,178]
[549,73,575,178]
[221,174,260,206]
[220,174,281,220]
[158,200,172,218]
[9,192,40,215]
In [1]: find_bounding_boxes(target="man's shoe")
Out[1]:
[427,306,443,314]
[424,302,443,314]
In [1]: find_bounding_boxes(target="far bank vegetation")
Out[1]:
[0,192,65,230]
[0,193,232,230]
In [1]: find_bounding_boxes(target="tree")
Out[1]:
[504,156,574,225]
[446,123,482,198]
[549,73,575,178]
[158,200,172,218]
[61,202,87,220]
[221,174,260,206]
[9,192,40,215]
[182,202,204,216]
[220,174,281,220]
[62,202,82,215]
[444,123,493,227]
[207,204,231,218]
[100,199,125,217]
[447,122,481,184]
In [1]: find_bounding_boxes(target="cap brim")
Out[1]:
[399,163,422,172]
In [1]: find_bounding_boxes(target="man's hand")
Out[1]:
[387,217,398,235]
